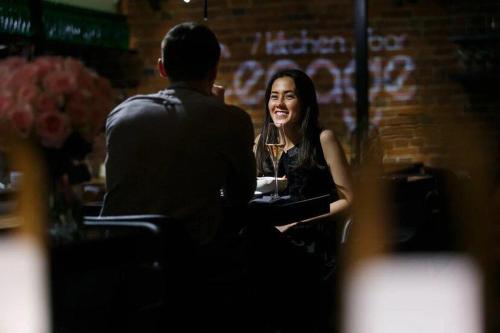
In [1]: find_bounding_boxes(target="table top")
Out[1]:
[247,194,331,226]
[0,189,331,238]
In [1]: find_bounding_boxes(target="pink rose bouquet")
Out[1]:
[0,56,114,149]
[0,56,115,239]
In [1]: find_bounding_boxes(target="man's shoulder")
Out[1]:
[120,91,181,108]
[108,91,180,118]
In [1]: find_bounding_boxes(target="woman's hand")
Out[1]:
[275,221,298,233]
[275,211,337,233]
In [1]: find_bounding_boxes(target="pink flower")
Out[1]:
[0,55,115,149]
[0,72,13,91]
[7,64,40,89]
[35,111,71,148]
[0,66,14,84]
[0,94,14,118]
[9,103,34,138]
[66,91,89,126]
[0,57,27,72]
[64,58,85,75]
[76,71,95,93]
[17,83,40,105]
[32,56,62,77]
[43,70,77,95]
[34,92,61,114]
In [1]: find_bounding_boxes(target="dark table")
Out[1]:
[247,194,331,226]
[83,194,332,226]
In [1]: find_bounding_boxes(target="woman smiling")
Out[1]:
[255,68,353,231]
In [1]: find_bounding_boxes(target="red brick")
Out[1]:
[123,0,500,165]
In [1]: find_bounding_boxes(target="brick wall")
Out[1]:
[122,0,500,170]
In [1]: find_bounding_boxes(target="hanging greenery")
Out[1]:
[0,0,129,49]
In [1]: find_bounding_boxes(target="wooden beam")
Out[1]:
[354,0,369,165]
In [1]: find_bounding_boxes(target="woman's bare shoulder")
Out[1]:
[319,128,338,144]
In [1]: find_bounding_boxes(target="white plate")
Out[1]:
[256,176,287,194]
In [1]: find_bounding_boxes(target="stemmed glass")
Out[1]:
[265,122,286,199]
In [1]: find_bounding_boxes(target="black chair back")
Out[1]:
[52,214,177,333]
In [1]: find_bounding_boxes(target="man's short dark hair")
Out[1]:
[161,22,221,82]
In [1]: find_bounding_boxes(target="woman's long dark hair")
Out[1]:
[256,69,324,175]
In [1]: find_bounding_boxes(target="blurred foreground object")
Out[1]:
[341,107,499,333]
[0,140,50,333]
[344,256,482,333]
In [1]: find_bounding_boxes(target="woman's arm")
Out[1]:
[320,129,353,215]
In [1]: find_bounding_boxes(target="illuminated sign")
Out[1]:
[223,28,416,129]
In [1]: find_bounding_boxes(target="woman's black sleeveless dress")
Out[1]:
[263,144,339,275]
[272,145,339,202]
[254,145,339,332]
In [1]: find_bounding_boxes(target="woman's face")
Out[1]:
[268,76,301,128]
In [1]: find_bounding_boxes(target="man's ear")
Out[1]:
[207,64,218,84]
[157,58,167,78]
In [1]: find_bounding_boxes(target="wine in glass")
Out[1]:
[265,123,286,199]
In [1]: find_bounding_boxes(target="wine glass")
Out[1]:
[265,122,286,199]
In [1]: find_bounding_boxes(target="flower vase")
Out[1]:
[48,174,84,245]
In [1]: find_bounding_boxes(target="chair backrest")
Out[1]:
[340,218,353,245]
[83,214,170,235]
[53,214,177,332]
[81,214,196,265]
[81,214,176,268]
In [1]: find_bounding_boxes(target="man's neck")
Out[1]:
[170,79,212,96]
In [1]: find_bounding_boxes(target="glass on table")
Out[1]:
[265,122,286,199]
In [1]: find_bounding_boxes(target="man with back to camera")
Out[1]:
[101,22,256,244]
